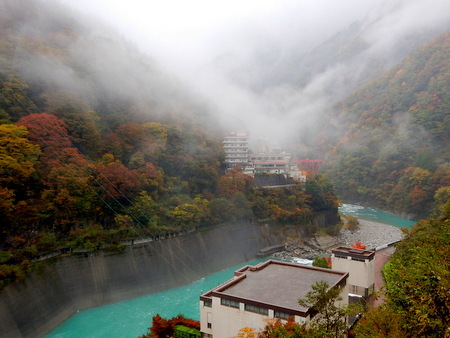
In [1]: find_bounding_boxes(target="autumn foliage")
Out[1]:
[320,33,450,219]
[141,314,200,338]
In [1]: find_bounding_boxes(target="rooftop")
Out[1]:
[332,246,375,260]
[202,260,348,315]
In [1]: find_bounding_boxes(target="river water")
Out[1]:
[339,204,416,229]
[47,204,415,338]
[46,258,267,338]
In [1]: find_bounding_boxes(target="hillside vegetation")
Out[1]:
[0,0,339,289]
[355,203,450,337]
[321,32,450,218]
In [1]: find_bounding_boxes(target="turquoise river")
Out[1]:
[47,204,416,338]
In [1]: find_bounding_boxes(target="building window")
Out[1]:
[274,311,291,320]
[350,285,369,296]
[221,298,239,308]
[207,322,212,328]
[244,304,268,315]
[204,300,212,307]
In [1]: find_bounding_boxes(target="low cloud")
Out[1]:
[51,0,450,150]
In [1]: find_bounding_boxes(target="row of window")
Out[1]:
[274,311,291,320]
[252,157,285,161]
[216,299,291,319]
[223,138,248,142]
[244,304,268,315]
[221,298,239,308]
[223,142,248,146]
[334,254,367,262]
[254,164,286,168]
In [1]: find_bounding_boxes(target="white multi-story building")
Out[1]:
[223,131,249,168]
[199,260,348,338]
[250,141,292,175]
[251,152,289,175]
[331,246,375,298]
[222,132,307,181]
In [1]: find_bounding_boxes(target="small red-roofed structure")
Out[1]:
[352,242,366,249]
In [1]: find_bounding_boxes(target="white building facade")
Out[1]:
[223,131,249,168]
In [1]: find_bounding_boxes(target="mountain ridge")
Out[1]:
[320,32,450,218]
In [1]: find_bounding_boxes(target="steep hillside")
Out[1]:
[0,0,226,288]
[355,205,450,336]
[0,0,215,129]
[321,32,450,218]
[0,0,340,290]
[220,7,450,102]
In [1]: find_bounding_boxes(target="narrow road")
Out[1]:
[371,245,396,307]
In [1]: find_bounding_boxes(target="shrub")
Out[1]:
[313,256,331,269]
[341,214,359,230]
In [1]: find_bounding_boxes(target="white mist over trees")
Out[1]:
[61,0,450,146]
[2,0,449,220]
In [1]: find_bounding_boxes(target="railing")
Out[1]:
[373,240,401,252]
[31,228,199,263]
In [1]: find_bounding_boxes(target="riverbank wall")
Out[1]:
[0,211,337,338]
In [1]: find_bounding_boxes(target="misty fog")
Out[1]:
[58,0,450,148]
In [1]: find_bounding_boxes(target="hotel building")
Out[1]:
[222,131,250,168]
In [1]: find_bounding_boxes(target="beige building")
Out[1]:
[250,150,291,175]
[331,246,375,298]
[199,260,348,338]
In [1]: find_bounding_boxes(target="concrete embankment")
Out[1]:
[0,211,338,338]
[0,221,278,337]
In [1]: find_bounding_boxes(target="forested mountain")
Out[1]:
[0,0,339,289]
[0,0,216,129]
[320,33,450,218]
[214,3,450,123]
[0,0,223,238]
[211,1,450,161]
[231,19,448,98]
[355,206,450,336]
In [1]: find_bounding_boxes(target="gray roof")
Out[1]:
[206,260,348,315]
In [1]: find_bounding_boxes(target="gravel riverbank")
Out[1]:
[271,219,406,260]
[338,219,405,250]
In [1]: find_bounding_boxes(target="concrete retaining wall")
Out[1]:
[0,212,338,337]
